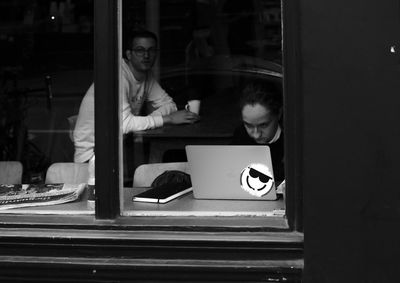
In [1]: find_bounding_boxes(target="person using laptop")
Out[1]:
[231,80,284,185]
[73,29,200,163]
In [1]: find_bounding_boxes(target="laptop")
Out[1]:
[185,145,278,200]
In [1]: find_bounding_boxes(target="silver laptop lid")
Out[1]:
[185,145,277,200]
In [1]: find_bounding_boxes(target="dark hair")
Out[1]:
[239,80,283,117]
[123,28,158,53]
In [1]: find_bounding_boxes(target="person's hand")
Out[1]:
[163,110,200,125]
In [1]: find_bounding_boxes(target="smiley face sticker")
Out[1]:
[240,163,274,197]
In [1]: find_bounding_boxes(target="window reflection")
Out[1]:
[0,0,285,217]
[122,0,284,216]
[0,0,93,213]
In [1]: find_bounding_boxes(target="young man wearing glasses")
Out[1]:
[73,29,200,163]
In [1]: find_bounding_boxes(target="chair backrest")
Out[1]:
[0,161,23,184]
[45,162,89,184]
[133,162,189,187]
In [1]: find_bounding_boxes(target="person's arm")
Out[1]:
[121,81,164,133]
[146,78,200,125]
[122,76,200,133]
[146,79,177,116]
[73,84,95,163]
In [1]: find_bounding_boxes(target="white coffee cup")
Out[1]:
[185,99,201,114]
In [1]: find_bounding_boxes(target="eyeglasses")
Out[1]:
[132,47,159,57]
[248,168,272,183]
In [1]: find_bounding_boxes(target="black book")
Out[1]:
[132,183,192,204]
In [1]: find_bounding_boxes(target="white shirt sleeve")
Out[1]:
[121,76,177,134]
[73,70,178,162]
[146,79,177,116]
[73,84,95,163]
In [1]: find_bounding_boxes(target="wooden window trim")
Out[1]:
[0,2,303,280]
[0,0,303,235]
[93,0,303,232]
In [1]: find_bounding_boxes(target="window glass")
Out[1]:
[121,0,285,217]
[0,0,94,214]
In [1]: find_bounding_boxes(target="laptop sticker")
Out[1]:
[240,163,274,197]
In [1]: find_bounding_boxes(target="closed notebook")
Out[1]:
[132,183,192,204]
[185,145,277,200]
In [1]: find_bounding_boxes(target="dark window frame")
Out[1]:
[0,2,303,280]
[94,0,303,232]
[0,0,302,239]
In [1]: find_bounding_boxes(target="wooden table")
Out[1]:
[130,99,241,164]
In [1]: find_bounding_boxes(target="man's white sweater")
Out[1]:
[73,60,177,163]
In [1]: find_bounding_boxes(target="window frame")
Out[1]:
[0,2,303,280]
[94,0,121,219]
[281,0,303,232]
[0,0,302,235]
[97,0,303,231]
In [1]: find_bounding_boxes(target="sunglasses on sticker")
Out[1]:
[248,168,272,183]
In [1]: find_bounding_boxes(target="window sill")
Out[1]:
[0,255,303,281]
[123,187,286,218]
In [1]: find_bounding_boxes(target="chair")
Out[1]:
[45,162,89,184]
[0,161,23,183]
[133,162,189,187]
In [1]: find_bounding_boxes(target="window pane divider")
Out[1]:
[94,0,121,219]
